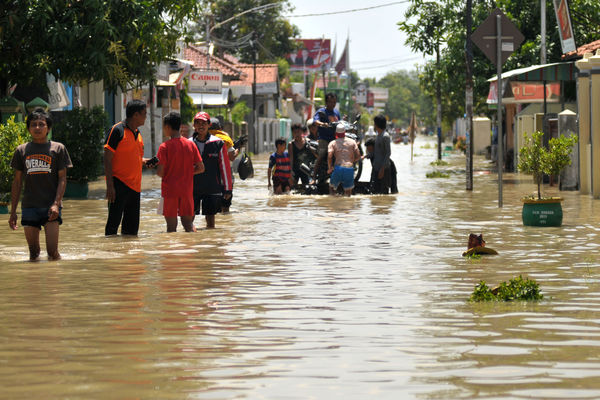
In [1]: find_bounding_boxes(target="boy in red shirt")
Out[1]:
[156,112,204,232]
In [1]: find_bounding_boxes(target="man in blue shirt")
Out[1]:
[312,92,341,177]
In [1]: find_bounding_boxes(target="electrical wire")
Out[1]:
[352,55,423,65]
[285,1,409,18]
[353,57,425,71]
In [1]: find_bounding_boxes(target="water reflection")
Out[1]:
[2,139,600,398]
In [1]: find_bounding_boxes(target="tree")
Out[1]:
[0,0,199,93]
[196,0,300,63]
[377,70,434,127]
[399,0,455,159]
[398,0,600,127]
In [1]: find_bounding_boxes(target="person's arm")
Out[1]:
[103,148,115,203]
[8,170,22,230]
[156,163,165,177]
[267,164,272,188]
[327,144,334,174]
[48,168,67,221]
[288,142,295,178]
[193,161,205,175]
[353,143,361,164]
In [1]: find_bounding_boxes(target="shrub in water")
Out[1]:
[470,275,543,302]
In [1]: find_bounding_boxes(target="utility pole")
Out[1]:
[540,0,546,64]
[206,18,211,69]
[250,34,258,154]
[466,0,474,190]
[436,40,442,160]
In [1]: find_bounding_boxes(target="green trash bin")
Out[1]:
[522,198,563,227]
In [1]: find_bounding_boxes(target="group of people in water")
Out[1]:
[7,92,395,261]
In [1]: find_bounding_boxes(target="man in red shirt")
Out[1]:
[156,112,204,232]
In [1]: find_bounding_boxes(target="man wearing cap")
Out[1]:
[191,111,233,228]
[327,123,360,196]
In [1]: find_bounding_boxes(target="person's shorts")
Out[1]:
[163,196,194,217]
[221,192,232,209]
[272,176,291,192]
[194,194,221,216]
[330,166,355,190]
[21,207,62,230]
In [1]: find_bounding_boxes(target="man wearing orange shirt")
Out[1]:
[103,99,148,236]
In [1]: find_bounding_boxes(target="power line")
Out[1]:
[353,58,424,71]
[352,55,424,65]
[285,1,409,18]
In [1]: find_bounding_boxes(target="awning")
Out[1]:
[488,61,576,82]
[156,72,180,87]
[188,88,229,106]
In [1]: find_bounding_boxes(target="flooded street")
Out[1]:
[3,137,600,399]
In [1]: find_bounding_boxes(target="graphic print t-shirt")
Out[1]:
[11,141,72,208]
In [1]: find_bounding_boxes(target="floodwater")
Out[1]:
[2,137,600,399]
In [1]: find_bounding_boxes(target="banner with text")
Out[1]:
[188,70,223,93]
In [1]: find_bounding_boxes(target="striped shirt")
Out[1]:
[269,151,291,179]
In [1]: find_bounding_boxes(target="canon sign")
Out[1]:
[188,70,223,93]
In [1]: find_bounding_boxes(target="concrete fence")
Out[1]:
[255,117,292,154]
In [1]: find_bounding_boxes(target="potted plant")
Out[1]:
[518,130,578,226]
[0,117,28,213]
[52,106,108,198]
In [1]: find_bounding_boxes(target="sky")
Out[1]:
[286,0,427,81]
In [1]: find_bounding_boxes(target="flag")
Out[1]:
[335,37,349,75]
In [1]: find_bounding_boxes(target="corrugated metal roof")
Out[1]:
[488,61,575,82]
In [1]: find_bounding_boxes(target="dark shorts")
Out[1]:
[272,176,291,192]
[21,207,62,230]
[194,194,221,216]
[221,192,232,209]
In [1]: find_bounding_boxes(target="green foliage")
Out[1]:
[231,100,251,126]
[277,58,290,82]
[0,0,199,91]
[470,281,496,302]
[398,0,600,126]
[197,0,299,63]
[179,83,196,125]
[518,131,578,199]
[469,276,543,302]
[375,70,434,126]
[426,171,450,178]
[0,117,28,195]
[430,159,449,166]
[52,107,108,182]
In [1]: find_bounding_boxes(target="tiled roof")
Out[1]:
[183,45,245,80]
[563,39,600,60]
[229,64,279,86]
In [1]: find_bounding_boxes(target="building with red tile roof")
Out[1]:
[563,39,600,60]
[183,45,246,81]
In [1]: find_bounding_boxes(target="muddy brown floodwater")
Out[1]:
[2,137,600,399]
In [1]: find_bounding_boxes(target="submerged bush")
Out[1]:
[426,171,450,178]
[430,160,449,167]
[469,275,543,302]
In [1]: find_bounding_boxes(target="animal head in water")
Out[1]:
[468,233,486,249]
